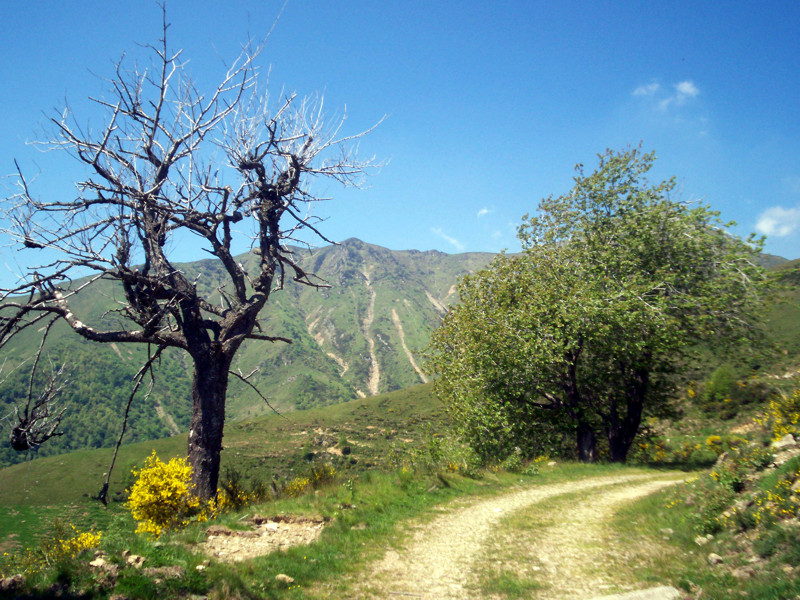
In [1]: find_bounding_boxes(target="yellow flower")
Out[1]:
[127,451,203,537]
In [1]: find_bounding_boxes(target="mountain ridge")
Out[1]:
[0,239,793,468]
[0,239,495,466]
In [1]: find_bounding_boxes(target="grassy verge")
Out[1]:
[0,460,531,598]
[1,461,673,599]
[613,453,800,599]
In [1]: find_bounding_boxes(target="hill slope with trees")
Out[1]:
[0,240,493,467]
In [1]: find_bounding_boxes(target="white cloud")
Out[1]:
[676,80,699,98]
[635,79,700,110]
[661,80,700,109]
[755,206,800,238]
[633,82,660,96]
[431,227,465,251]
[477,207,491,218]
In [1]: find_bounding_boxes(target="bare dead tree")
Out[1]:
[4,318,68,451]
[0,13,378,498]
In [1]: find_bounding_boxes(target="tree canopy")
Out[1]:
[427,147,765,463]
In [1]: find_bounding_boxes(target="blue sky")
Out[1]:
[1,0,799,281]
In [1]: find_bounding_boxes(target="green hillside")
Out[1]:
[2,242,797,470]
[0,383,443,508]
[0,240,492,467]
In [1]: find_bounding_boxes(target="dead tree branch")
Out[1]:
[0,7,380,497]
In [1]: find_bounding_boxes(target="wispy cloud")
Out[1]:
[477,207,491,218]
[633,79,700,110]
[676,80,699,97]
[431,227,465,251]
[756,206,800,238]
[659,80,700,110]
[633,82,659,96]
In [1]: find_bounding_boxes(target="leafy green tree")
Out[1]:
[427,147,765,463]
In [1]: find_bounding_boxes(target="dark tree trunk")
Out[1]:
[607,401,643,463]
[188,349,233,500]
[607,363,648,463]
[608,431,632,463]
[576,422,597,463]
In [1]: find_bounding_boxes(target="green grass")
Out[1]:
[612,457,800,600]
[1,462,541,599]
[0,383,446,544]
[1,460,674,599]
[479,570,545,598]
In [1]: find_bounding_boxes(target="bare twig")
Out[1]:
[96,344,167,505]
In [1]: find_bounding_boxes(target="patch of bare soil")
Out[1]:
[200,515,327,562]
[359,472,685,600]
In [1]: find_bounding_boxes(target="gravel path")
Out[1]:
[360,472,685,599]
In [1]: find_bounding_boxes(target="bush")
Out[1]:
[216,466,272,511]
[698,366,776,420]
[702,365,737,405]
[694,483,735,534]
[283,463,337,498]
[750,465,800,527]
[0,520,101,579]
[705,435,724,456]
[500,447,524,473]
[758,389,800,441]
[390,430,481,477]
[127,451,204,537]
[710,457,747,493]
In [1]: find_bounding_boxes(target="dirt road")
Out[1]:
[359,471,685,599]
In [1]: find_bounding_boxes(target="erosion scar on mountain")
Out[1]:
[361,268,381,396]
[392,307,428,384]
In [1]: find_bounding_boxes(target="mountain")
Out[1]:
[3,240,797,468]
[0,240,495,466]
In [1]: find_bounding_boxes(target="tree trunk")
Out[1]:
[607,364,648,463]
[187,350,232,500]
[607,406,642,463]
[576,422,597,463]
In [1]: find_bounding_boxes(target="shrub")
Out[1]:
[710,457,746,493]
[391,430,481,477]
[758,389,800,441]
[698,366,776,420]
[751,466,800,527]
[694,483,735,534]
[216,466,271,512]
[500,447,524,473]
[127,451,203,537]
[702,365,737,406]
[0,520,101,578]
[284,475,312,498]
[283,463,337,498]
[705,435,724,455]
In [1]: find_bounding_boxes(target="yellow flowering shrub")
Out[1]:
[127,451,202,537]
[284,475,312,498]
[0,523,101,578]
[705,435,724,455]
[283,463,337,498]
[766,389,800,440]
[632,438,668,463]
[55,527,103,560]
